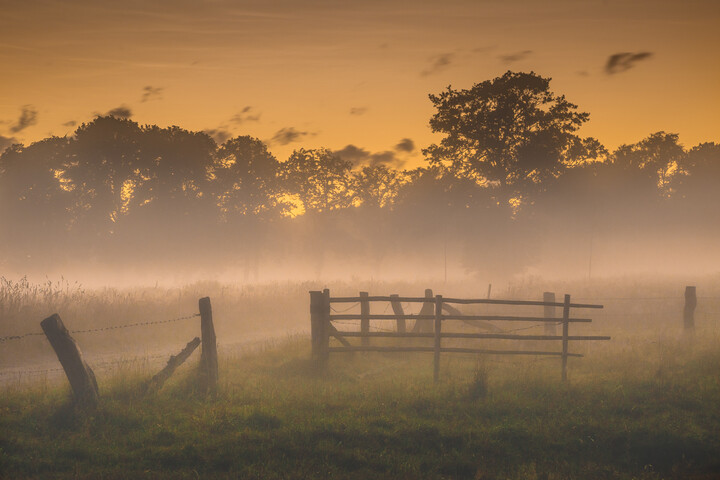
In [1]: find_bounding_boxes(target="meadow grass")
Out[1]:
[2,276,720,478]
[1,333,719,479]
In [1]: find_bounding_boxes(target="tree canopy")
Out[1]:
[425,71,603,211]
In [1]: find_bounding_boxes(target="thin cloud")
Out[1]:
[334,144,405,169]
[9,105,38,133]
[270,127,313,146]
[472,45,496,54]
[394,138,415,153]
[421,53,453,76]
[63,120,78,127]
[105,105,133,119]
[334,144,371,165]
[349,107,368,116]
[605,52,653,75]
[204,128,232,145]
[230,106,261,124]
[498,50,533,63]
[140,86,164,103]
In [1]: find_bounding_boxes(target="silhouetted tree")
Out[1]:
[62,117,147,236]
[612,131,685,197]
[353,164,406,209]
[425,71,601,212]
[673,142,720,198]
[280,148,355,213]
[134,125,217,218]
[0,137,73,265]
[213,136,280,218]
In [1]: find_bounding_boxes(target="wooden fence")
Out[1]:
[310,289,608,382]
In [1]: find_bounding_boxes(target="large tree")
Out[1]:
[353,164,405,209]
[611,131,685,198]
[425,71,601,211]
[280,148,355,214]
[213,136,280,219]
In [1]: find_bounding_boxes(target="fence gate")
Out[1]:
[310,289,608,382]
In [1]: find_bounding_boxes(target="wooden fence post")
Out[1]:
[561,294,571,382]
[322,289,330,363]
[544,292,557,336]
[199,297,218,393]
[40,314,99,408]
[684,286,696,334]
[310,290,324,363]
[434,295,443,384]
[360,291,370,346]
[390,294,406,333]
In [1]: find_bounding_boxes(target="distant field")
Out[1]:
[1,276,720,478]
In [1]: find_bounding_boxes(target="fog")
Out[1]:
[2,72,720,383]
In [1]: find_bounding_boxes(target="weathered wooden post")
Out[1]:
[310,289,330,369]
[310,290,323,361]
[40,314,99,408]
[561,294,571,382]
[684,286,696,334]
[199,297,218,394]
[360,291,370,346]
[544,292,557,336]
[322,288,330,362]
[145,337,201,394]
[434,295,443,384]
[390,294,406,333]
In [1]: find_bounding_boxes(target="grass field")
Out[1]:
[1,332,719,479]
[1,277,720,479]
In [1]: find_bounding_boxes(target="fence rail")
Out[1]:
[311,289,608,382]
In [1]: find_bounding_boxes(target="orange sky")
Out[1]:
[1,0,718,167]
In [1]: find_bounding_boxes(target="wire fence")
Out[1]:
[0,311,201,384]
[0,312,199,343]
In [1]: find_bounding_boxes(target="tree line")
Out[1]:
[1,71,718,278]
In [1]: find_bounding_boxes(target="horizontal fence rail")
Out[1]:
[311,289,608,382]
[329,314,593,323]
[329,295,603,309]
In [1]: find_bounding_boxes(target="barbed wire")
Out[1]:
[0,312,199,343]
[70,313,199,334]
[0,332,45,342]
[502,322,561,333]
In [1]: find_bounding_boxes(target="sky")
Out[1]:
[1,0,718,167]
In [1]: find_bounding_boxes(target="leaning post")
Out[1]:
[561,294,571,382]
[413,289,435,333]
[684,286,697,334]
[433,295,443,384]
[145,337,201,394]
[199,297,218,394]
[40,314,99,408]
[390,294,407,333]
